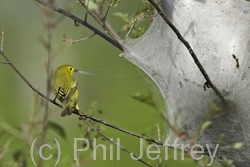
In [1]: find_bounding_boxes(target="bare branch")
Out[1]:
[0,138,13,161]
[0,48,166,148]
[0,48,188,157]
[75,110,165,146]
[84,0,90,21]
[148,0,227,103]
[83,119,153,167]
[156,0,163,6]
[0,47,190,164]
[0,50,62,108]
[124,18,137,43]
[93,7,121,41]
[1,30,5,51]
[0,62,10,64]
[103,0,112,22]
[62,33,96,44]
[36,0,123,51]
[78,0,122,45]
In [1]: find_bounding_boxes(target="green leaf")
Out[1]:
[201,121,212,132]
[221,160,233,167]
[48,121,66,139]
[113,12,127,21]
[85,0,98,10]
[233,142,243,149]
[110,0,120,6]
[217,133,225,144]
[131,92,157,110]
[210,101,220,112]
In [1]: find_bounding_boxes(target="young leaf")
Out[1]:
[112,12,128,21]
[233,142,243,149]
[110,0,120,6]
[85,0,98,10]
[209,101,220,112]
[201,121,212,132]
[132,92,157,110]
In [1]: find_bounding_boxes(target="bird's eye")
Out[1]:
[69,68,72,71]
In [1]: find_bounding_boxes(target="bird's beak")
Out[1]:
[74,69,79,72]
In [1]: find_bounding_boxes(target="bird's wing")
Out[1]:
[54,75,78,105]
[66,79,78,100]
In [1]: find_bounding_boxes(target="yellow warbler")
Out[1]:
[52,64,80,117]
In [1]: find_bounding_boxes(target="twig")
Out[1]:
[0,48,166,147]
[156,0,163,6]
[0,50,62,108]
[103,0,112,22]
[36,0,123,51]
[148,0,227,103]
[124,18,137,43]
[143,13,159,18]
[93,7,121,41]
[62,33,96,44]
[0,117,26,141]
[0,30,10,64]
[0,48,186,154]
[0,138,13,161]
[38,3,55,166]
[0,62,10,64]
[0,49,187,156]
[156,124,162,167]
[83,119,153,167]
[78,0,122,45]
[75,110,166,146]
[80,111,186,152]
[84,0,90,21]
[1,30,4,51]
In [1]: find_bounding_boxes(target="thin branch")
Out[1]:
[103,0,112,22]
[38,3,55,166]
[156,0,163,6]
[75,110,165,146]
[0,50,62,108]
[0,49,186,153]
[148,0,227,103]
[83,119,153,167]
[156,124,162,167]
[93,7,121,41]
[84,0,90,21]
[36,0,123,51]
[143,13,159,18]
[78,111,186,152]
[94,9,121,41]
[62,33,96,44]
[0,138,13,161]
[78,0,122,45]
[124,18,137,43]
[0,62,10,64]
[0,48,164,146]
[1,30,5,51]
[0,49,189,156]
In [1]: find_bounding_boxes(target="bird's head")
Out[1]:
[55,64,78,76]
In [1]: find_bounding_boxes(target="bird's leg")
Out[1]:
[53,87,61,102]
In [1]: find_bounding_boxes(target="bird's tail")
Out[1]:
[61,104,79,117]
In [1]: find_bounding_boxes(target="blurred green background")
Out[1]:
[0,0,220,167]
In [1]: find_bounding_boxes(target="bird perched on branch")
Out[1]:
[52,64,80,117]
